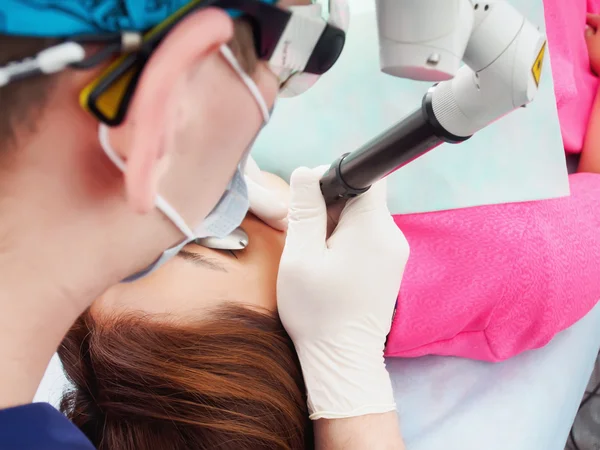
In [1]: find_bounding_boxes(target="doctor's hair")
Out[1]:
[0,35,60,148]
[58,305,313,450]
[0,20,258,148]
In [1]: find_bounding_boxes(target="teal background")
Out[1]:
[251,0,569,214]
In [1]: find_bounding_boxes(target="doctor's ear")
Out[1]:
[107,8,234,214]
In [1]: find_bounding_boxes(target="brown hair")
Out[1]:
[58,305,313,450]
[0,19,258,148]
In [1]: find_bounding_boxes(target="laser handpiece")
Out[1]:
[321,0,546,205]
[319,88,469,205]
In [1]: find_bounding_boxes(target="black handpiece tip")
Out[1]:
[320,153,371,205]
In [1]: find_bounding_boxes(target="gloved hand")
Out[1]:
[277,166,410,420]
[245,155,288,231]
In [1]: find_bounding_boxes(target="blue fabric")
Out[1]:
[0,0,276,37]
[0,402,94,449]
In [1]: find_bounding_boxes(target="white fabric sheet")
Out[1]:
[388,301,600,450]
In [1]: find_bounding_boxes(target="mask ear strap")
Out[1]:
[98,123,127,172]
[154,196,196,239]
[219,44,271,123]
[98,124,196,240]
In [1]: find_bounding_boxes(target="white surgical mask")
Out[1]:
[99,44,271,282]
[272,0,350,98]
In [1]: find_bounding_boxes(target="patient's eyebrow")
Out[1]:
[177,250,228,273]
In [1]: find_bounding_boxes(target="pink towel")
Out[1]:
[544,0,599,153]
[382,0,600,363]
[386,173,600,362]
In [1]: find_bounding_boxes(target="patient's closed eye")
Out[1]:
[177,250,229,272]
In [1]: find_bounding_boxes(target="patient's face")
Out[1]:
[94,173,289,318]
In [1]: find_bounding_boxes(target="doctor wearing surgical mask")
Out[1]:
[0,0,408,448]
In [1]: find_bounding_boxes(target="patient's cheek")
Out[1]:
[260,172,290,204]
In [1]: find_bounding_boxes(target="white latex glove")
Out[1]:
[245,155,288,231]
[277,166,410,420]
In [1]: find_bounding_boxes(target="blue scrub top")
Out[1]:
[0,403,93,449]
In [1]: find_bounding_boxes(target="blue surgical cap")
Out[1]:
[0,0,276,38]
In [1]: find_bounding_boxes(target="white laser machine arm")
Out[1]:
[320,0,547,203]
